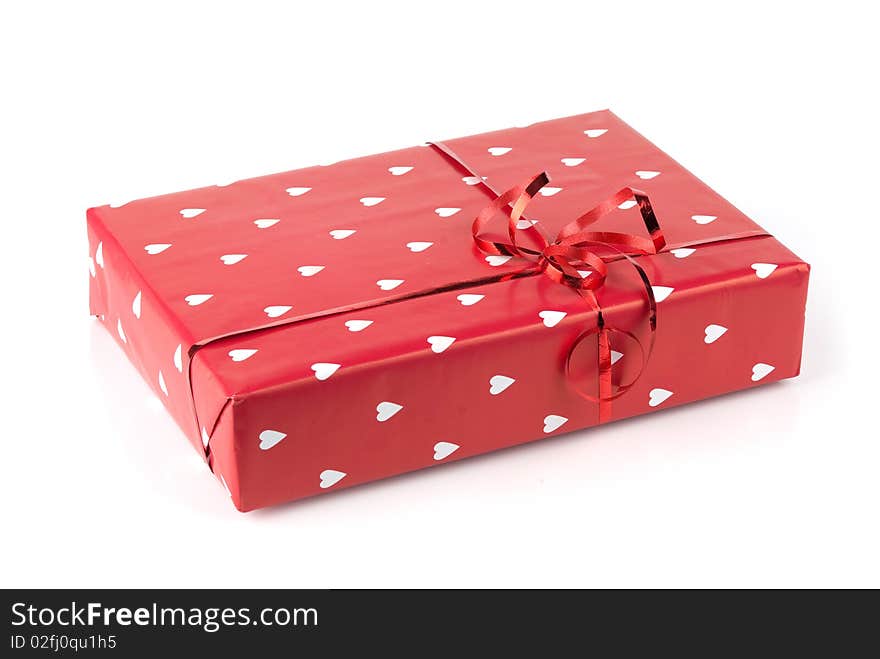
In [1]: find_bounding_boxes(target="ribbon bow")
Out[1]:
[472,172,667,422]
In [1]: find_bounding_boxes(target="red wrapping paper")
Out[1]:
[87,110,810,511]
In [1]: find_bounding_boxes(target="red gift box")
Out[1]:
[87,110,809,511]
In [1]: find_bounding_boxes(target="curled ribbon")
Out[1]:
[469,171,666,423]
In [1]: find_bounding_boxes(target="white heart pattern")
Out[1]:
[360,196,385,207]
[489,375,515,395]
[132,291,142,319]
[259,429,287,450]
[220,254,247,265]
[611,350,624,365]
[751,363,775,381]
[311,362,341,381]
[376,401,403,422]
[635,171,661,180]
[228,349,258,362]
[377,279,404,291]
[319,469,347,489]
[264,305,292,318]
[345,320,373,332]
[539,310,567,328]
[540,187,562,197]
[618,199,638,210]
[298,265,324,277]
[329,229,356,240]
[286,187,311,197]
[704,324,728,344]
[158,371,168,396]
[670,248,695,259]
[427,336,456,353]
[561,158,586,167]
[144,243,172,255]
[692,215,717,225]
[179,208,205,219]
[173,344,183,372]
[456,294,484,306]
[584,129,607,138]
[388,166,413,176]
[185,294,213,306]
[116,319,126,344]
[435,207,461,218]
[652,286,674,302]
[433,442,460,461]
[254,218,280,229]
[543,414,568,433]
[406,241,433,253]
[751,263,778,279]
[648,388,673,407]
[485,255,512,267]
[95,242,104,268]
[488,147,512,156]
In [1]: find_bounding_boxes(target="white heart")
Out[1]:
[360,196,385,207]
[311,362,341,381]
[144,243,172,255]
[95,242,104,267]
[561,158,586,167]
[319,469,347,489]
[264,305,292,318]
[254,218,280,229]
[298,265,324,277]
[435,207,461,218]
[670,248,695,259]
[433,442,460,461]
[457,294,484,306]
[485,255,511,267]
[377,279,404,291]
[539,310,567,328]
[229,349,258,362]
[158,371,168,396]
[116,319,127,344]
[185,294,212,306]
[704,324,728,344]
[286,187,311,197]
[376,401,403,422]
[462,176,485,186]
[329,229,356,240]
[406,241,433,253]
[648,388,672,407]
[88,256,96,277]
[543,414,568,433]
[132,291,142,319]
[179,208,205,219]
[488,147,512,156]
[220,254,247,265]
[259,430,286,450]
[692,215,717,225]
[201,427,210,450]
[427,336,456,353]
[751,263,778,279]
[345,319,373,332]
[489,375,515,395]
[611,350,624,365]
[540,187,562,197]
[635,170,660,180]
[173,344,183,372]
[751,363,775,381]
[584,129,607,138]
[618,199,638,210]
[388,166,413,176]
[652,286,674,302]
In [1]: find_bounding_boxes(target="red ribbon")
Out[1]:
[470,171,666,423]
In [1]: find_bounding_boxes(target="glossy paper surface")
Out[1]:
[87,110,809,510]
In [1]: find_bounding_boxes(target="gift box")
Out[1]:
[87,110,810,511]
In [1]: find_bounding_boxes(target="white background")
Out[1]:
[1,1,877,588]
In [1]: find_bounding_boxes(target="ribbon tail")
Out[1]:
[597,327,613,423]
